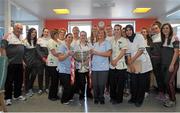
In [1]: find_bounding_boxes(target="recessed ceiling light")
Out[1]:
[133,8,151,13]
[53,9,70,14]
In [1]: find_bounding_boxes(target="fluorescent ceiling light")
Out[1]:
[166,10,180,17]
[133,8,151,13]
[53,9,70,14]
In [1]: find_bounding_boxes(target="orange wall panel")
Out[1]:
[44,18,157,32]
[44,19,68,30]
[136,19,156,32]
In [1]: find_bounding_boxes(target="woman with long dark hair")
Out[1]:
[24,28,44,97]
[160,23,179,107]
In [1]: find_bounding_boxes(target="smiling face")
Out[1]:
[31,29,37,39]
[65,33,73,45]
[152,24,160,34]
[72,27,79,38]
[125,27,133,37]
[141,28,148,38]
[162,24,170,37]
[113,25,121,37]
[80,31,87,44]
[97,30,106,41]
[43,29,49,38]
[58,29,66,41]
[121,28,127,38]
[13,24,23,37]
[106,25,113,36]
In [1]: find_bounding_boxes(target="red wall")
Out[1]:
[44,18,156,32]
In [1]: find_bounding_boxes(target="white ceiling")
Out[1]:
[11,3,39,21]
[9,0,180,20]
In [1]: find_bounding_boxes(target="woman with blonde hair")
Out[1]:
[91,30,112,104]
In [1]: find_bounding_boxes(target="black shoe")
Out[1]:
[112,100,122,105]
[135,102,142,107]
[100,100,105,104]
[110,99,113,103]
[49,98,58,101]
[79,96,84,100]
[128,99,135,104]
[87,94,93,99]
[94,100,99,104]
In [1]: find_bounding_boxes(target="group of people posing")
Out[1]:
[0,20,179,108]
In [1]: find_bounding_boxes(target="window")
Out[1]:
[68,21,91,38]
[111,21,136,32]
[171,24,180,40]
[176,26,180,41]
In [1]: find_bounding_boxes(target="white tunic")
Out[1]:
[37,37,50,48]
[47,39,60,66]
[110,37,128,70]
[127,34,153,73]
[6,33,24,45]
[151,33,161,43]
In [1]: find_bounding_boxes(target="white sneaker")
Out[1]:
[144,92,149,98]
[14,95,26,101]
[5,99,12,106]
[38,90,43,95]
[164,100,176,107]
[69,99,74,102]
[62,101,70,105]
[45,89,49,94]
[26,89,34,97]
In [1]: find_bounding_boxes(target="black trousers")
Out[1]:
[151,58,163,92]
[59,73,74,103]
[37,65,44,91]
[129,72,148,105]
[109,69,126,102]
[25,65,43,92]
[145,72,151,92]
[45,65,51,89]
[74,69,79,94]
[161,63,179,101]
[78,72,92,100]
[48,66,59,99]
[5,64,23,99]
